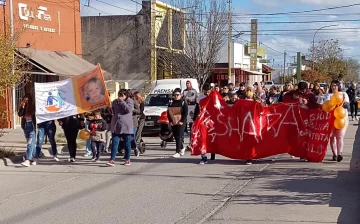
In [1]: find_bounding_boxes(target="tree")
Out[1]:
[309,39,346,77]
[344,58,360,82]
[0,23,31,129]
[158,0,228,88]
[301,70,329,83]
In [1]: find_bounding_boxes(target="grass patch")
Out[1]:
[0,147,16,159]
[57,133,65,138]
[77,142,85,149]
[56,138,67,144]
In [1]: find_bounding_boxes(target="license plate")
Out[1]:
[145,121,154,127]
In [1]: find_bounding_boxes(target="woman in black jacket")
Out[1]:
[58,115,85,162]
[168,88,188,158]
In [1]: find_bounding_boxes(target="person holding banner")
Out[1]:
[19,94,37,167]
[34,120,58,163]
[107,89,134,166]
[324,80,350,162]
[58,115,85,162]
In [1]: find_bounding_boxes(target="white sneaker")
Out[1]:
[180,148,186,156]
[172,153,181,158]
[31,159,37,166]
[68,158,75,162]
[356,117,359,121]
[53,156,59,162]
[21,160,31,167]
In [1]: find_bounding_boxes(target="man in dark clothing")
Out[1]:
[168,88,188,158]
[346,82,359,121]
[236,82,246,99]
[283,82,318,109]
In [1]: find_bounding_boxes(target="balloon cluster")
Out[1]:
[79,129,91,140]
[322,92,346,129]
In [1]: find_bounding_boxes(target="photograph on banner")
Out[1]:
[72,65,110,114]
[35,64,110,123]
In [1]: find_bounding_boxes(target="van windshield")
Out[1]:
[145,94,172,107]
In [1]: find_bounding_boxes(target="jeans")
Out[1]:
[35,124,57,157]
[85,119,92,154]
[131,127,137,149]
[24,121,36,161]
[111,134,131,161]
[91,141,104,159]
[350,101,358,118]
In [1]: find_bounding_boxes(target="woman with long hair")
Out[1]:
[134,91,145,154]
[324,80,350,162]
[18,93,37,167]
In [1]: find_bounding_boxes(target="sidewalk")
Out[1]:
[203,120,360,223]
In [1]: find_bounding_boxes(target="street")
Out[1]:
[0,122,359,224]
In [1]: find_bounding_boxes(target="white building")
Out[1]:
[214,42,273,86]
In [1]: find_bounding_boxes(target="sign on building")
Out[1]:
[250,19,258,71]
[0,0,6,6]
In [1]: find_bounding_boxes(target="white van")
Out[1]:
[143,79,199,134]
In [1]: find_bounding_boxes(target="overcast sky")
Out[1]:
[80,0,360,67]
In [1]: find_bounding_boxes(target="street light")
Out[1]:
[312,24,339,70]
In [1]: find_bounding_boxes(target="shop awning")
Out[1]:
[244,69,265,75]
[16,48,112,80]
[262,64,275,72]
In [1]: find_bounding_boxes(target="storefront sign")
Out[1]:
[18,3,56,33]
[250,19,258,71]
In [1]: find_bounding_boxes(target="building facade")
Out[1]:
[212,42,273,86]
[0,0,101,128]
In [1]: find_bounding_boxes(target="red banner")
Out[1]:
[190,92,335,162]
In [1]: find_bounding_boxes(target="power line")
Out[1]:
[232,18,360,24]
[241,27,360,32]
[238,2,360,16]
[94,0,137,14]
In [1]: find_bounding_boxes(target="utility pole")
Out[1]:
[283,51,286,76]
[296,52,301,83]
[227,0,232,82]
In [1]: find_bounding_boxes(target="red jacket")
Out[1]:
[283,89,318,109]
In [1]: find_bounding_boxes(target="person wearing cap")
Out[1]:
[168,88,188,158]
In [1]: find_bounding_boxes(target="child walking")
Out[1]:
[89,111,107,162]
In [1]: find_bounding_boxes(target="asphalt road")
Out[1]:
[0,125,359,224]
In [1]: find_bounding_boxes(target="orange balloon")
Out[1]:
[334,118,345,129]
[79,129,91,140]
[334,106,346,119]
[322,100,336,112]
[330,92,344,106]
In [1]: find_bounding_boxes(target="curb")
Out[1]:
[0,153,25,167]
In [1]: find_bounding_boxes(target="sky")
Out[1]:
[80,0,360,68]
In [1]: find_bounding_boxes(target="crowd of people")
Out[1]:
[18,89,145,167]
[17,79,356,167]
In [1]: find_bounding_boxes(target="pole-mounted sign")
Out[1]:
[250,19,258,71]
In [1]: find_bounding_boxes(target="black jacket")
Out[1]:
[236,90,246,99]
[346,87,358,102]
[167,100,188,124]
[18,105,36,130]
[58,115,84,131]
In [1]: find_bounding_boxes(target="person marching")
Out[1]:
[168,88,188,158]
[106,89,134,166]
[89,111,107,162]
[346,82,359,121]
[325,80,350,162]
[18,93,37,167]
[134,91,145,153]
[182,80,198,136]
